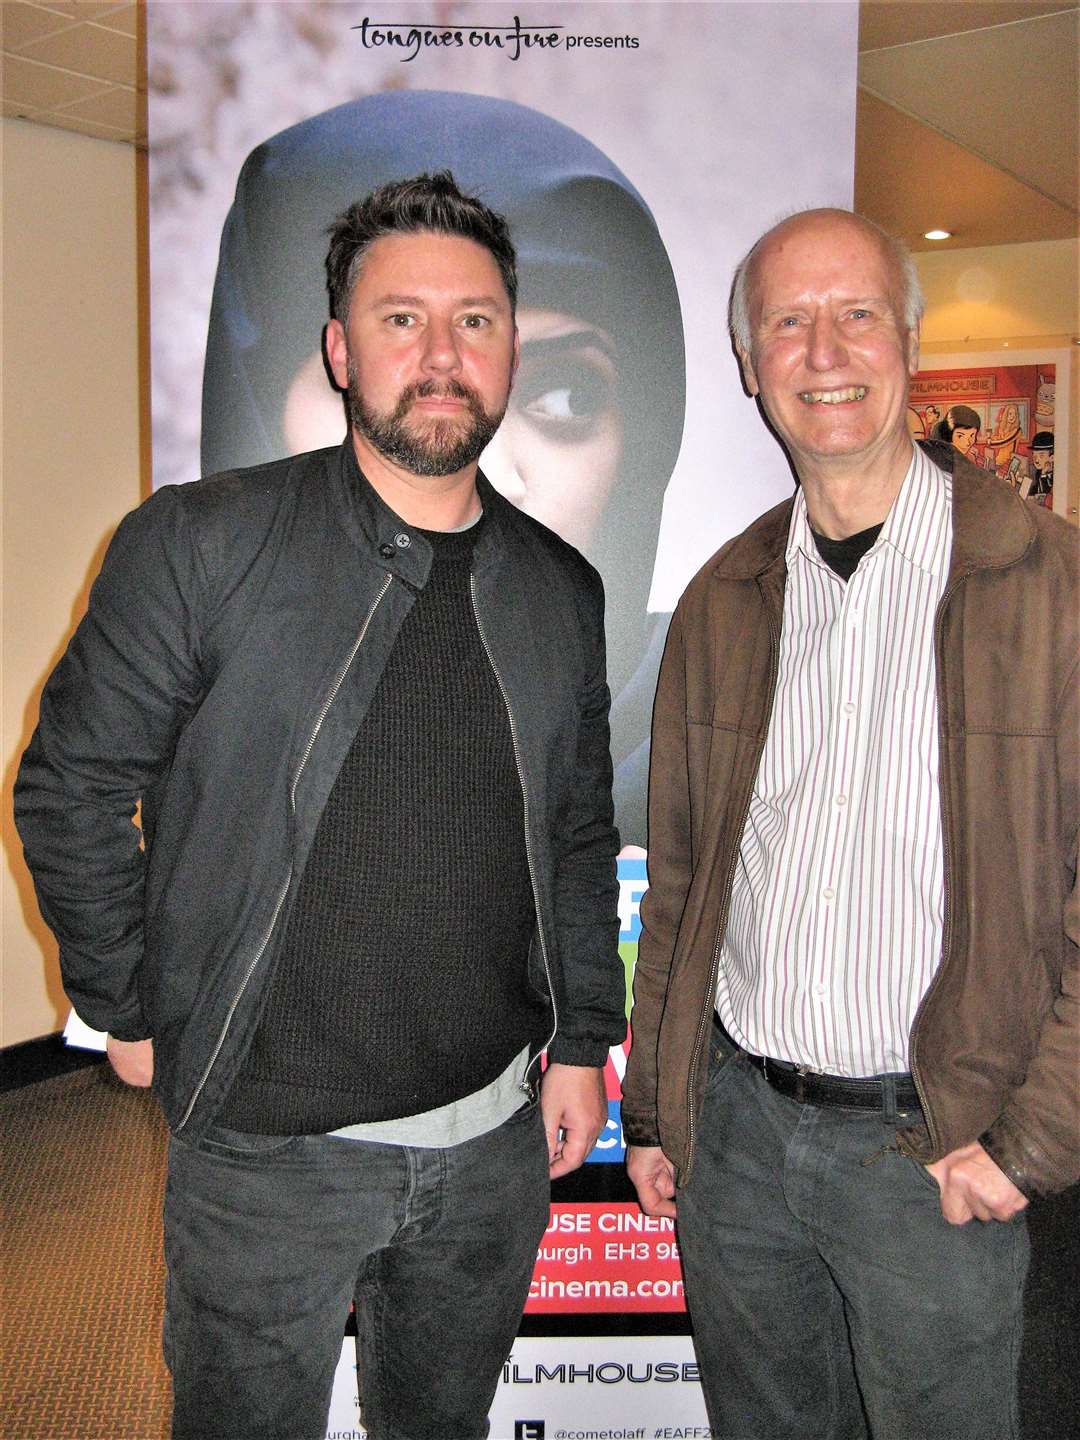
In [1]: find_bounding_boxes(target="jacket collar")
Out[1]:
[710,439,1035,584]
[927,441,1036,581]
[337,439,512,587]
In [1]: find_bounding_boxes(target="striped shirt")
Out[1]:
[716,446,953,1077]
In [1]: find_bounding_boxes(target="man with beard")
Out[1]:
[16,173,623,1440]
[197,92,687,848]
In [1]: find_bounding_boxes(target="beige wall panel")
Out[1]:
[915,239,1079,345]
[2,117,142,1045]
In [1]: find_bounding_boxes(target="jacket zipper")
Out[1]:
[175,573,394,1132]
[470,573,557,1096]
[683,584,781,1180]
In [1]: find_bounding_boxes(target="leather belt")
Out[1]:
[758,1056,921,1113]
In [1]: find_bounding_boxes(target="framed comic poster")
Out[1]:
[910,348,1071,517]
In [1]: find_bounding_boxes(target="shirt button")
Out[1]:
[822,887,835,900]
[814,983,827,997]
[395,532,411,549]
[843,702,855,714]
[378,543,395,559]
[836,794,847,806]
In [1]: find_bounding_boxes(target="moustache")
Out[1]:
[395,379,486,416]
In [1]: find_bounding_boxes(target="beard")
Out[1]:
[346,363,506,477]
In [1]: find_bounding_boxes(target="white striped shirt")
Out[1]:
[716,446,952,1076]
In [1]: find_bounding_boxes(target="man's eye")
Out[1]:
[387,314,415,328]
[461,314,490,329]
[848,309,872,320]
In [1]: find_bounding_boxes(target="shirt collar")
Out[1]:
[880,444,952,579]
[786,444,952,582]
[786,488,820,569]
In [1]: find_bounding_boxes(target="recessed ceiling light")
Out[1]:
[924,229,952,241]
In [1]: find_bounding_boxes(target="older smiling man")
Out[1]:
[623,209,1078,1440]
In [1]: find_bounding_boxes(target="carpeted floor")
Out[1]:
[2,1064,1077,1440]
[2,1066,171,1440]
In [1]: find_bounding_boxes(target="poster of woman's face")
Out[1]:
[148,2,859,841]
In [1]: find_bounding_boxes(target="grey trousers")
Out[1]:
[677,1027,1030,1440]
[163,1100,549,1440]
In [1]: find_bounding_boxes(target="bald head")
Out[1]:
[728,207,924,505]
[729,209,923,357]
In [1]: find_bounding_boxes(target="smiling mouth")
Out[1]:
[798,386,868,405]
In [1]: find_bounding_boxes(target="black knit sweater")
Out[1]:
[219,519,547,1133]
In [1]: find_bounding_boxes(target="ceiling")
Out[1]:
[1,2,141,143]
[1,1,1077,252]
[856,1,1077,249]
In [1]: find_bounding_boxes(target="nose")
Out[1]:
[420,316,462,374]
[806,311,848,372]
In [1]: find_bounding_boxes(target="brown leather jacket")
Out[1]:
[622,446,1078,1199]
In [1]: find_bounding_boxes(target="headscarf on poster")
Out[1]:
[199,91,685,846]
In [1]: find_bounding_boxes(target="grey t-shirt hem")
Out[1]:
[329,1044,532,1149]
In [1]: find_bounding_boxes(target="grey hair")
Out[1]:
[728,208,924,354]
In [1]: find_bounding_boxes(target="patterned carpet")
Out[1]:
[2,1063,1076,1440]
[2,1066,171,1440]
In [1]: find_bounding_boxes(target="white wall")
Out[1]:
[2,117,144,1045]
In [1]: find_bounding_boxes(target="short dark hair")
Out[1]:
[325,170,517,324]
[944,405,981,436]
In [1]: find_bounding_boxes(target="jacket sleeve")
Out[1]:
[981,654,1080,1198]
[546,568,624,1068]
[14,486,208,1041]
[621,608,691,1147]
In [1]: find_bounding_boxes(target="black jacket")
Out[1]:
[16,443,624,1140]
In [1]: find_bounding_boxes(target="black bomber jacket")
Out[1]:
[16,443,624,1140]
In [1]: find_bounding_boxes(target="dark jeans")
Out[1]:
[163,1100,549,1440]
[678,1028,1029,1440]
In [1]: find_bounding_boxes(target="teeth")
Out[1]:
[799,386,867,404]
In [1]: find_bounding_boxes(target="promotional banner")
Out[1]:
[327,1335,709,1437]
[147,3,858,1432]
[148,0,857,840]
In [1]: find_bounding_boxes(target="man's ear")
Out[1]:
[325,318,349,391]
[738,345,760,398]
[906,324,921,379]
[511,325,520,382]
